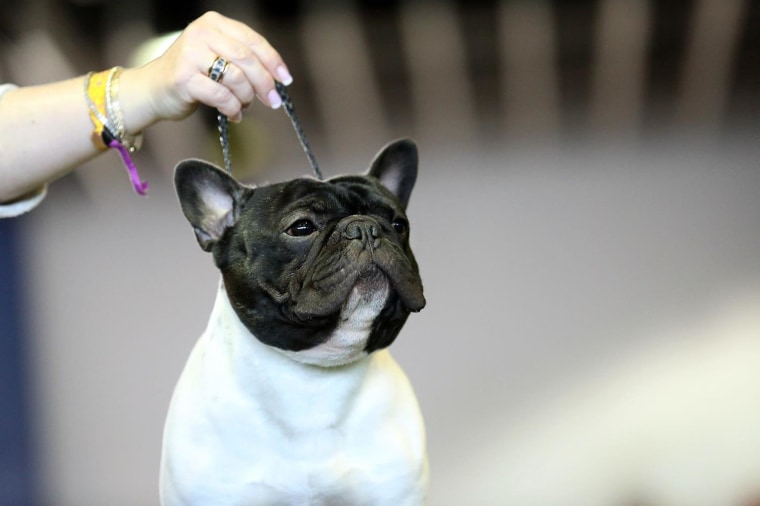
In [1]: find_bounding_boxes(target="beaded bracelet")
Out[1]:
[84,68,148,195]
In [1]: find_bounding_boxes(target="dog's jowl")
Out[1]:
[160,139,428,505]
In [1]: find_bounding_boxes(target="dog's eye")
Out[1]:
[286,219,317,237]
[392,218,408,234]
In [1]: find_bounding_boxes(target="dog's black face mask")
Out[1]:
[175,139,425,355]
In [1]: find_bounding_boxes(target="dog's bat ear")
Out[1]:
[367,138,418,210]
[174,160,249,252]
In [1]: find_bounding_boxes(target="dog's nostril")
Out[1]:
[369,225,381,249]
[344,223,363,240]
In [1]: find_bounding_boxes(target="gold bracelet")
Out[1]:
[105,67,142,152]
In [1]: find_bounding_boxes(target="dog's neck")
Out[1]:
[206,281,379,432]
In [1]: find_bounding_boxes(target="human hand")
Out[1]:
[119,11,292,133]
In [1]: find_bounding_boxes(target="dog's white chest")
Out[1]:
[160,285,428,505]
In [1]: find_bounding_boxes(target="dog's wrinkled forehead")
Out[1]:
[244,175,403,225]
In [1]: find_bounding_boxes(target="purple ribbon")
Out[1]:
[108,139,148,196]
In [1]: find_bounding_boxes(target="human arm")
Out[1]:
[0,11,291,205]
[0,79,98,203]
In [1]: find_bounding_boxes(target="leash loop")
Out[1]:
[215,81,322,180]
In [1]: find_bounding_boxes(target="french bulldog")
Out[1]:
[160,139,428,505]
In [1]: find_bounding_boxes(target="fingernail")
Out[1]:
[268,89,282,109]
[232,111,243,123]
[276,65,293,86]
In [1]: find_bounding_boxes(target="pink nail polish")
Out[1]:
[268,89,282,109]
[276,66,293,86]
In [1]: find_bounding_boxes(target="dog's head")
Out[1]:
[175,139,425,366]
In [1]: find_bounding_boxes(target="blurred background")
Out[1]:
[1,0,760,504]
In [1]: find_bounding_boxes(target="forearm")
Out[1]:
[0,77,97,202]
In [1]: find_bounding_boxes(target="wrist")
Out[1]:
[117,66,160,136]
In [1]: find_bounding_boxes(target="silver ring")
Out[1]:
[207,56,229,83]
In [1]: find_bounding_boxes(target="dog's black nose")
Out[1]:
[343,218,381,250]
